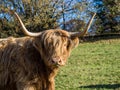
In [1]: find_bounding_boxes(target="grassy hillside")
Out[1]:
[55,39,120,90]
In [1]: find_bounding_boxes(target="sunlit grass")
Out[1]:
[56,39,120,90]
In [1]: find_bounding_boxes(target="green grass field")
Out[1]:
[55,39,120,90]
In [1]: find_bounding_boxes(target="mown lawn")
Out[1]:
[55,39,120,90]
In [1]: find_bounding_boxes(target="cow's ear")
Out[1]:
[71,37,79,48]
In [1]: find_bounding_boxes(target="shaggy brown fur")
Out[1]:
[0,29,79,90]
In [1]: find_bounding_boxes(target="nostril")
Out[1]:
[52,58,57,63]
[58,59,62,63]
[51,60,55,63]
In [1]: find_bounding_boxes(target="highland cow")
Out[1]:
[0,11,96,90]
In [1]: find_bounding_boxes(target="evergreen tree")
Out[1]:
[94,0,120,34]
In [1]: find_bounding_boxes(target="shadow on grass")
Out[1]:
[80,84,120,89]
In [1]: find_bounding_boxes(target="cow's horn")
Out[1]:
[70,13,96,37]
[11,11,42,37]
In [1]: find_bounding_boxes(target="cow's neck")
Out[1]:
[41,60,59,81]
[47,67,59,79]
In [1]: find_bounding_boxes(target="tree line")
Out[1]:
[0,0,120,38]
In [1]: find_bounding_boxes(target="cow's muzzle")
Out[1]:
[52,56,65,66]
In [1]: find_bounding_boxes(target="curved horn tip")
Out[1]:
[11,11,42,37]
[70,12,96,37]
